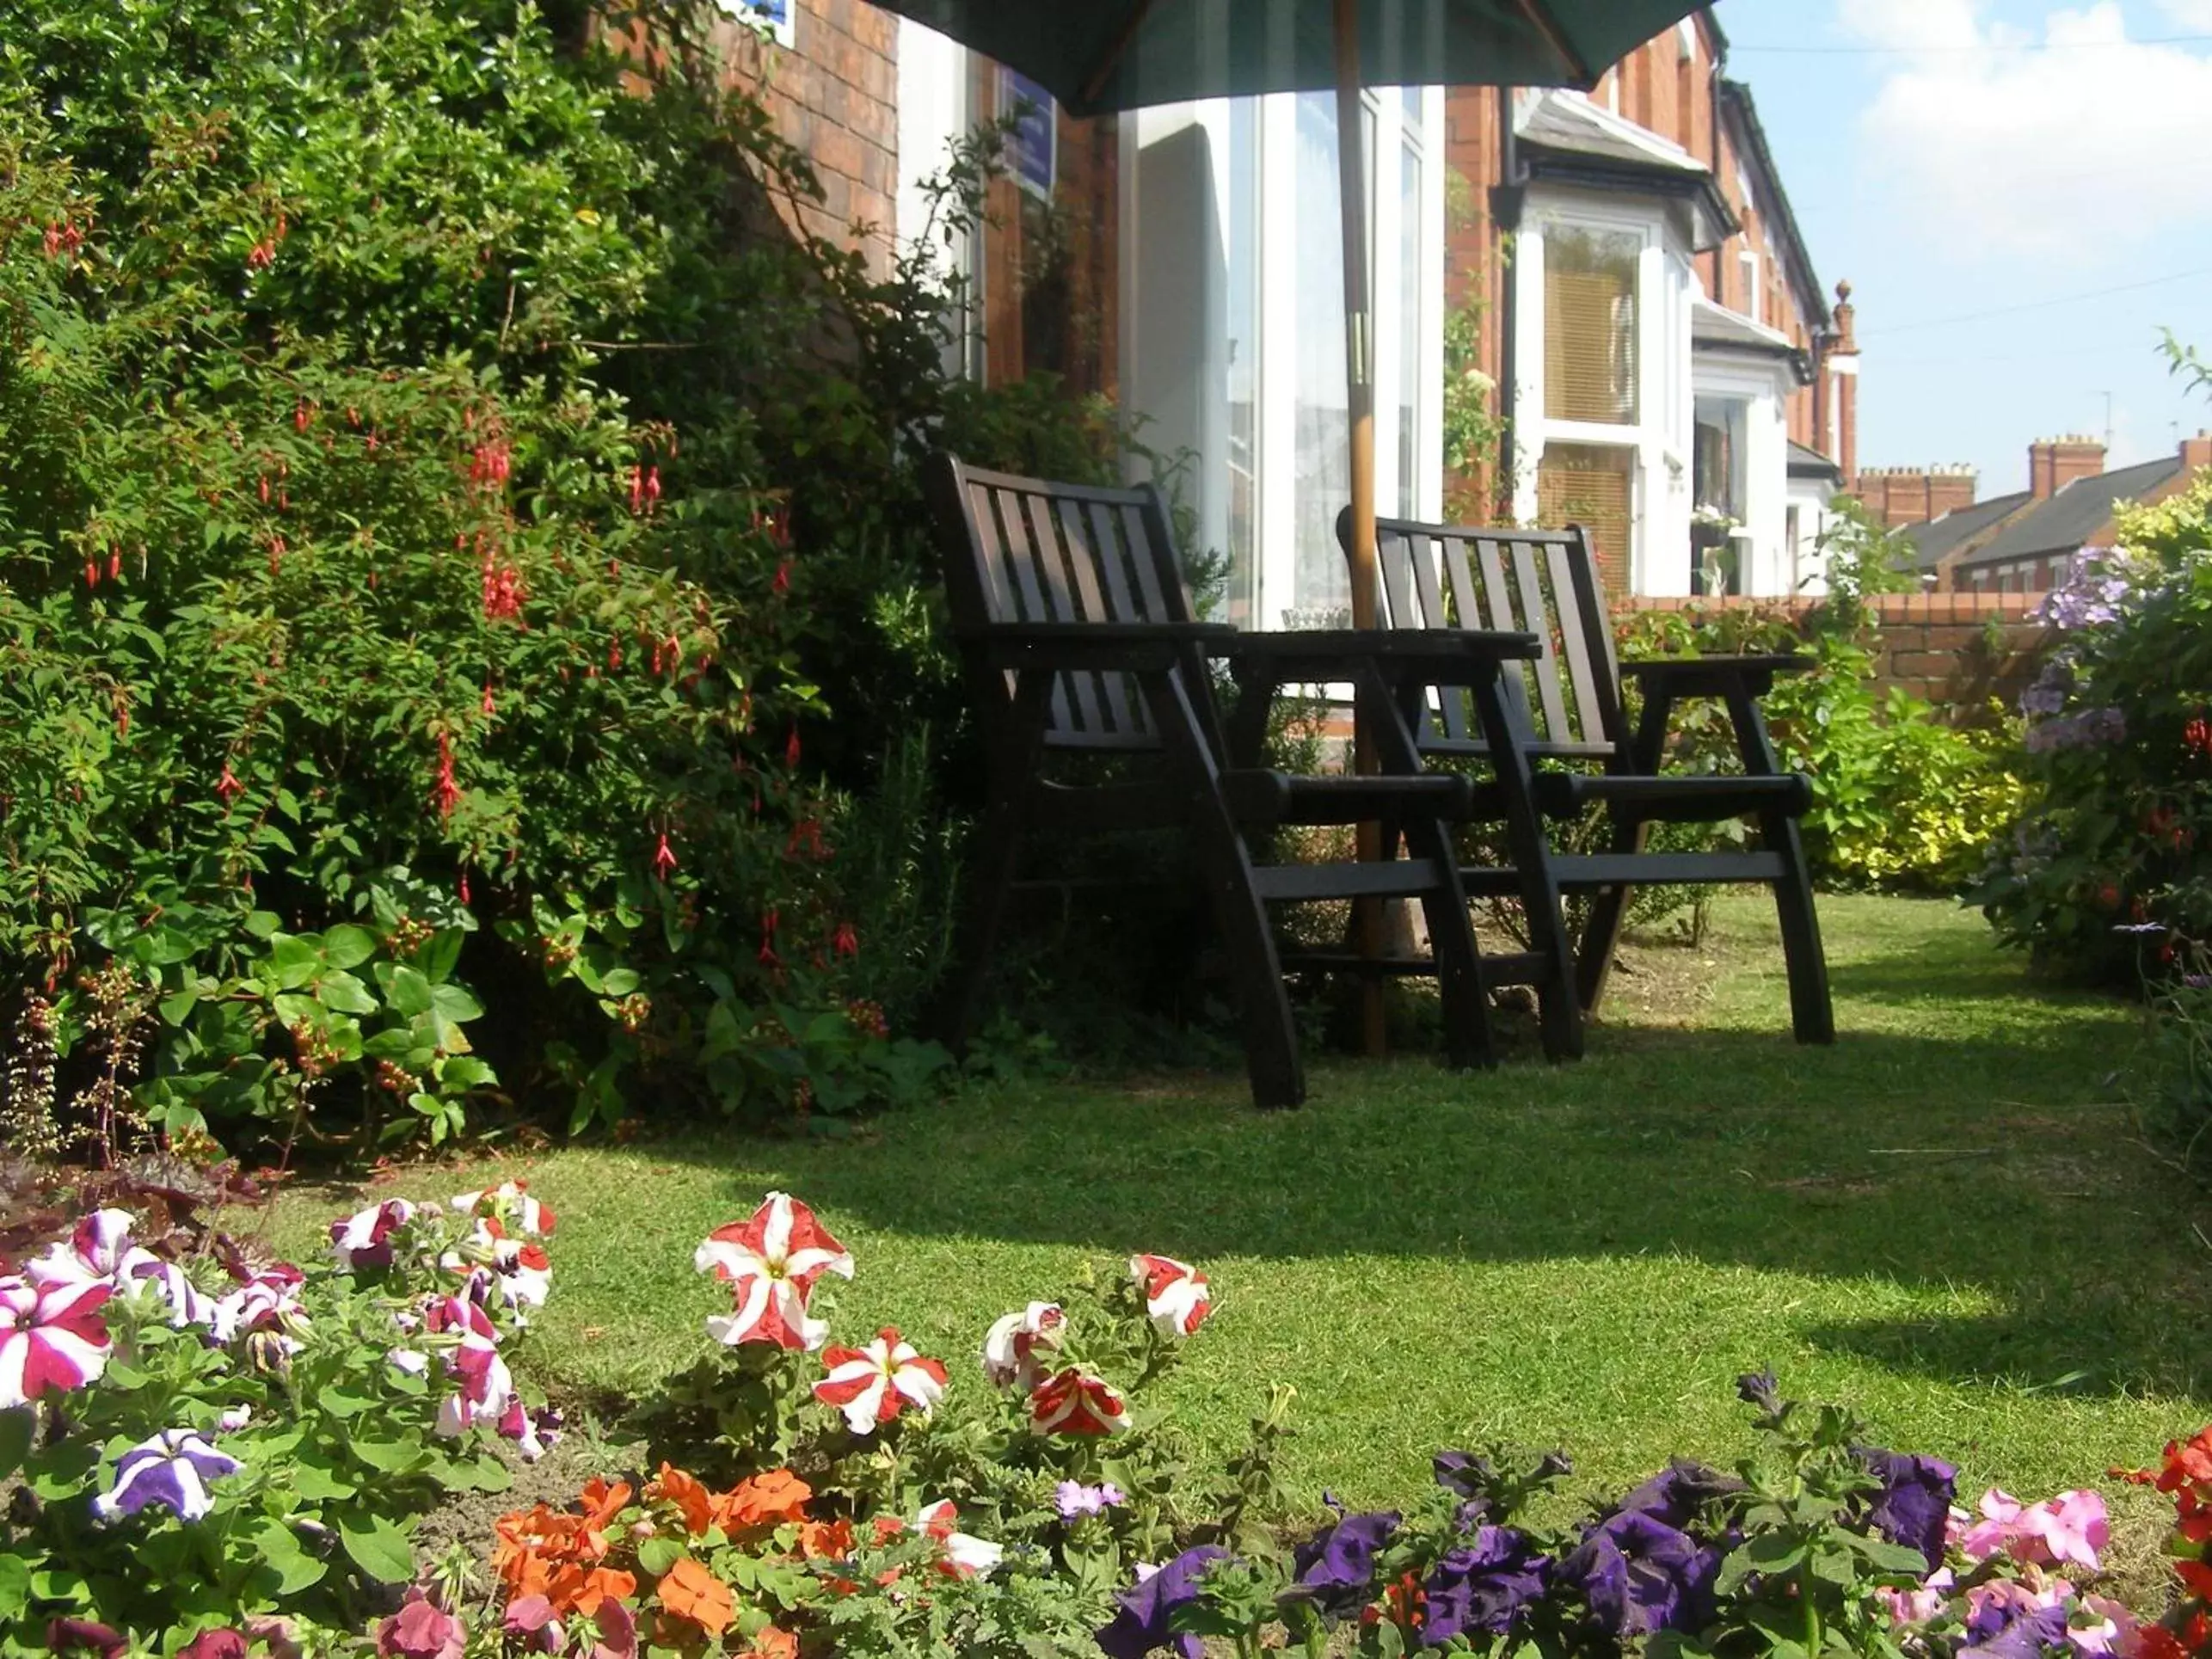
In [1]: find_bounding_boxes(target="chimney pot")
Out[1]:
[2183,430,2212,478]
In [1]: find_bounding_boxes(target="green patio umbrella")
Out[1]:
[869,0,1706,634]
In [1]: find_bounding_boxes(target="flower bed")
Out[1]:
[3,1189,2208,1658]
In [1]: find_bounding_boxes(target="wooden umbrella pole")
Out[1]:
[1333,0,1387,1058]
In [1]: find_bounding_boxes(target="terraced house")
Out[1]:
[718,0,1859,620]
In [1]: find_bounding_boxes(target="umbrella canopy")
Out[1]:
[869,0,1702,118]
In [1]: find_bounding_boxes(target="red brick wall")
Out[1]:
[716,0,900,276]
[1444,85,1506,513]
[1619,593,2048,720]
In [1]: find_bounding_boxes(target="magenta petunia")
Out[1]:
[0,1275,113,1409]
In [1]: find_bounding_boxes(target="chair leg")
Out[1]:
[1766,814,1835,1044]
[1470,679,1583,1062]
[1189,790,1306,1109]
[1400,815,1494,1070]
[1574,819,1643,1020]
[928,802,1025,1054]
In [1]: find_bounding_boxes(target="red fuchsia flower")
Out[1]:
[482,682,495,717]
[482,558,524,622]
[0,1275,114,1408]
[1129,1254,1211,1339]
[107,550,120,583]
[433,734,461,820]
[693,1192,853,1352]
[215,763,246,807]
[84,559,100,588]
[2189,717,2212,758]
[654,833,679,882]
[980,1301,1064,1391]
[1029,1367,1129,1436]
[786,725,802,769]
[833,921,859,958]
[458,869,471,906]
[814,1327,949,1434]
[772,561,791,594]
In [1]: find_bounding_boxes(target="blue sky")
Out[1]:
[1711,0,2212,495]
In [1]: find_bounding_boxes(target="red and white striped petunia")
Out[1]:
[813,1326,949,1435]
[1129,1254,1211,1339]
[693,1192,853,1352]
[450,1181,556,1238]
[1029,1367,1129,1437]
[0,1275,113,1409]
[915,1499,1004,1578]
[980,1301,1065,1391]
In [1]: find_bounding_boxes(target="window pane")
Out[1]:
[1545,226,1639,425]
[1397,127,1422,518]
[1225,100,1260,628]
[1537,442,1634,596]
[1289,91,1350,627]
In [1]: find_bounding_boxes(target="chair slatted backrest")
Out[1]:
[1351,510,1628,762]
[929,455,1197,752]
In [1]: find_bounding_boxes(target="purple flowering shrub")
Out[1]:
[1975,482,2212,984]
[0,1184,560,1651]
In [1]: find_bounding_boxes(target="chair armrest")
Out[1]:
[1214,628,1542,686]
[1618,654,1812,697]
[962,621,1238,673]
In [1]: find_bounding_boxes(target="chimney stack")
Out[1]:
[2182,430,2212,478]
[1851,464,1975,528]
[2029,435,2104,500]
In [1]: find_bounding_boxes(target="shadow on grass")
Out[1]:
[638,1016,2209,1405]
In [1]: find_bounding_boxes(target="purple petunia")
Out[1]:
[1857,1447,1959,1573]
[1096,1545,1229,1659]
[1563,1509,1719,1638]
[93,1428,243,1522]
[1054,1480,1125,1520]
[1962,1581,2074,1659]
[1424,1524,1551,1643]
[1615,1459,1743,1532]
[1289,1508,1400,1619]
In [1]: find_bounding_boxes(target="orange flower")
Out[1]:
[579,1477,634,1533]
[648,1464,715,1537]
[714,1468,813,1534]
[657,1558,734,1637]
[750,1630,798,1659]
[798,1517,854,1560]
[548,1564,639,1618]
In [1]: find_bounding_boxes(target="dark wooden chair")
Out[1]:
[925,453,1552,1109]
[1338,508,1835,1045]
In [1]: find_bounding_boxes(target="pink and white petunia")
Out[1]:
[450,1181,556,1238]
[330,1199,417,1271]
[497,1399,563,1462]
[915,1498,1004,1577]
[441,1221,551,1319]
[211,1263,310,1355]
[980,1301,1065,1391]
[693,1192,853,1352]
[422,1293,513,1438]
[1029,1367,1129,1437]
[93,1428,243,1523]
[0,1275,113,1408]
[1128,1254,1210,1339]
[28,1210,158,1291]
[1957,1488,2109,1572]
[813,1327,949,1435]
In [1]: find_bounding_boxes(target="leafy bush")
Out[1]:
[1973,481,2212,981]
[0,0,1172,1152]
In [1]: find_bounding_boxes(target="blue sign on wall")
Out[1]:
[999,69,1057,200]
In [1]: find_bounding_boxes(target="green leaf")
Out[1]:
[158,987,200,1026]
[291,1459,357,1501]
[0,1409,32,1479]
[316,1386,376,1418]
[417,927,464,984]
[323,924,380,968]
[385,963,434,1017]
[317,970,379,1015]
[339,1515,418,1584]
[430,981,483,1023]
[0,1553,29,1619]
[349,1435,425,1473]
[636,1535,685,1576]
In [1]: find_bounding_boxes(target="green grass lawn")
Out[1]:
[270,894,2212,1582]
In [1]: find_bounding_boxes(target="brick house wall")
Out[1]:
[713,0,900,276]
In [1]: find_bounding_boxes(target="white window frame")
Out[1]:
[1512,194,1677,592]
[1738,248,1761,323]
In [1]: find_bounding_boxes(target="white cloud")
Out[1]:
[1838,1,2212,263]
[2158,1,2212,30]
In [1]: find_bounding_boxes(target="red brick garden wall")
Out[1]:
[1619,593,2049,722]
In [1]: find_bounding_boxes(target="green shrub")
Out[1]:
[1972,479,2212,981]
[1,0,1171,1151]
